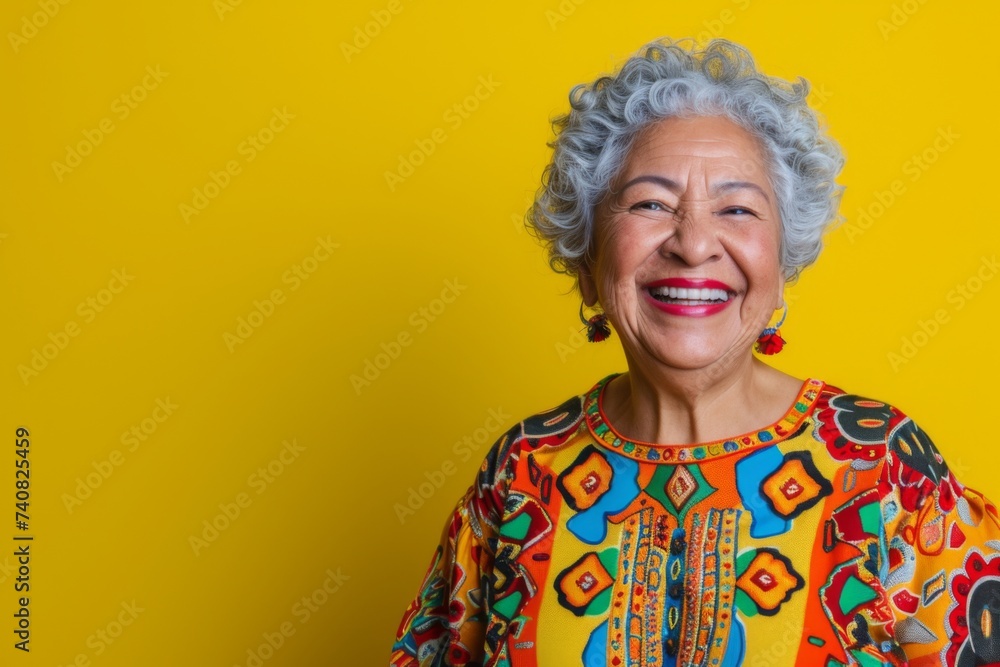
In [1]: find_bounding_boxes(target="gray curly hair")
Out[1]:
[526,37,845,292]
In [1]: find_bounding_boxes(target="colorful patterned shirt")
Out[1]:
[390,373,1000,666]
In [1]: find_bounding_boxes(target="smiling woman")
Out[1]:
[388,37,1000,667]
[579,114,790,398]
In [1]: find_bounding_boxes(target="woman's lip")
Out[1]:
[642,290,734,316]
[642,277,737,317]
[644,277,735,291]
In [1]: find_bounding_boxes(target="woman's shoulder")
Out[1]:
[474,377,600,488]
[812,380,921,447]
[465,376,604,525]
[812,380,936,456]
[810,379,960,510]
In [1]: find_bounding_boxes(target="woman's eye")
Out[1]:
[722,206,756,216]
[633,201,670,212]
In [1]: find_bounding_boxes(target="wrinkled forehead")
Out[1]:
[615,117,773,193]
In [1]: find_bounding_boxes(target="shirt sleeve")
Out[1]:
[390,420,522,666]
[878,415,1000,666]
[389,481,500,667]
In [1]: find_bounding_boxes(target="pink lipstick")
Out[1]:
[643,278,736,316]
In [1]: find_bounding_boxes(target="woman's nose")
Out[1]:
[660,207,723,266]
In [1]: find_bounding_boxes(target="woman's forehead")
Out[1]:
[628,115,768,164]
[620,122,768,188]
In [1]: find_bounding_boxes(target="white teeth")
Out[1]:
[648,286,731,302]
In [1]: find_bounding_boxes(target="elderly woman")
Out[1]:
[389,37,1000,667]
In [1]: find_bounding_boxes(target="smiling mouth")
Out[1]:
[647,285,733,305]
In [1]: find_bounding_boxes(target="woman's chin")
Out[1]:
[639,341,736,373]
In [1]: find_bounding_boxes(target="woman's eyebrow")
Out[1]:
[711,180,771,203]
[619,175,771,203]
[619,175,680,193]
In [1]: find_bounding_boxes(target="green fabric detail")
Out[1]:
[735,548,758,577]
[499,512,531,541]
[597,547,619,579]
[587,587,612,616]
[493,591,522,620]
[734,589,758,617]
[859,501,881,535]
[839,574,878,613]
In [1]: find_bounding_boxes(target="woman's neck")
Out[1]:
[601,356,804,446]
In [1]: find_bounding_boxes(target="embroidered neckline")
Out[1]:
[583,373,824,463]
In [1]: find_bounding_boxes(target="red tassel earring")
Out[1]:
[754,304,787,355]
[579,301,612,342]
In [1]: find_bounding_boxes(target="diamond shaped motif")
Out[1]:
[750,568,778,591]
[760,451,832,519]
[665,466,698,512]
[644,464,716,520]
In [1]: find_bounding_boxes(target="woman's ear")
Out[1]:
[773,267,788,310]
[578,261,598,307]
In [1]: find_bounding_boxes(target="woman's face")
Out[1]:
[579,114,785,373]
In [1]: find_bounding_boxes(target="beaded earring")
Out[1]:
[579,301,612,343]
[754,304,788,355]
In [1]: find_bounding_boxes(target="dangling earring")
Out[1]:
[579,301,612,342]
[755,304,787,355]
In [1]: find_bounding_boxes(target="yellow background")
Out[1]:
[1,0,998,665]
